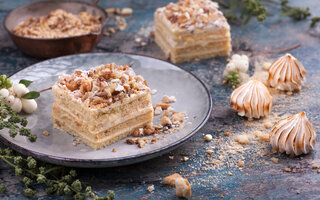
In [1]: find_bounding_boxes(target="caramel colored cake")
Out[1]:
[154,0,231,63]
[52,63,153,150]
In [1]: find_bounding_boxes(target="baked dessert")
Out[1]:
[268,53,306,91]
[230,80,273,119]
[270,112,316,156]
[154,0,231,63]
[52,63,154,150]
[13,9,101,38]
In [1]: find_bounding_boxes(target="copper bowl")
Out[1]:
[4,0,107,58]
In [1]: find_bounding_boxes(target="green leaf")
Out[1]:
[22,91,40,99]
[19,79,33,87]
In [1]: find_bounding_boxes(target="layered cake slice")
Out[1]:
[154,0,231,63]
[52,63,154,150]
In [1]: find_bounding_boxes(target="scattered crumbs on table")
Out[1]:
[204,134,212,142]
[284,167,291,172]
[270,157,279,164]
[296,190,301,194]
[183,156,189,162]
[42,130,49,136]
[112,148,117,152]
[147,185,155,193]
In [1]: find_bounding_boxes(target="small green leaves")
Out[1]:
[225,71,241,89]
[311,17,320,28]
[19,79,33,87]
[0,75,12,89]
[22,91,40,99]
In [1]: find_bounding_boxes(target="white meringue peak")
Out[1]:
[270,112,316,156]
[268,53,306,91]
[230,80,273,119]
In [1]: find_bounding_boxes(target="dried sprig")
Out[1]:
[0,147,115,199]
[225,71,241,89]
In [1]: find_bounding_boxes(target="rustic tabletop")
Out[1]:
[1,0,320,199]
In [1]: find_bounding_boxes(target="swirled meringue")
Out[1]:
[230,80,273,119]
[270,112,316,156]
[268,53,306,91]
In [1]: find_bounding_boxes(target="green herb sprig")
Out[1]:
[0,148,115,199]
[0,101,37,142]
[225,71,241,89]
[0,75,12,89]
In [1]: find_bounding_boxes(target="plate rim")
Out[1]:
[1,52,212,166]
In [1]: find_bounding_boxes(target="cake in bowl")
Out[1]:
[154,0,231,63]
[51,63,154,150]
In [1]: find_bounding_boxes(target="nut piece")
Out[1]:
[204,134,212,142]
[163,173,182,187]
[230,80,273,119]
[237,160,245,168]
[270,112,316,156]
[147,185,154,193]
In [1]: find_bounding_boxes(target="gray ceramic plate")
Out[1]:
[0,53,212,168]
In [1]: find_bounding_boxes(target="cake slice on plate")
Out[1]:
[154,0,231,63]
[52,63,154,150]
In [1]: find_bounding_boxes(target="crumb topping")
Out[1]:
[157,0,229,30]
[56,63,150,108]
[13,9,101,38]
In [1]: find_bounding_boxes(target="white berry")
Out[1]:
[205,134,213,142]
[11,98,22,113]
[0,88,9,98]
[5,95,15,106]
[13,83,29,98]
[21,99,37,113]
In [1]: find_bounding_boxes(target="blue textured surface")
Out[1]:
[1,0,320,199]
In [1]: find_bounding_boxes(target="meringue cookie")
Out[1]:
[268,53,306,91]
[230,80,273,119]
[270,112,316,156]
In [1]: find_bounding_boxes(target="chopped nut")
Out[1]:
[154,106,162,115]
[105,8,117,14]
[270,157,279,164]
[161,116,172,126]
[296,190,301,194]
[312,164,320,169]
[112,148,117,152]
[156,102,171,109]
[205,134,212,142]
[120,8,133,15]
[147,185,154,193]
[228,172,232,176]
[150,89,157,95]
[237,161,245,168]
[126,138,135,144]
[132,128,143,137]
[137,138,147,148]
[225,131,230,137]
[163,95,176,103]
[284,167,291,172]
[144,125,155,135]
[235,135,249,145]
[183,156,189,162]
[42,131,49,136]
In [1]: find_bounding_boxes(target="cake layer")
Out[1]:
[53,110,153,150]
[155,29,231,54]
[52,101,153,135]
[53,86,153,133]
[155,14,230,43]
[155,28,231,63]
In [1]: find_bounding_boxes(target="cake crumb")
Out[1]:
[225,132,230,137]
[206,150,213,155]
[213,184,217,189]
[183,156,189,162]
[220,195,224,198]
[312,164,319,169]
[187,122,192,126]
[270,157,279,164]
[120,8,133,15]
[175,177,192,199]
[42,131,50,136]
[296,190,300,194]
[137,138,147,148]
[255,131,270,142]
[154,106,162,115]
[112,148,117,152]
[147,185,155,193]
[228,172,232,176]
[264,122,272,129]
[284,167,291,172]
[235,135,249,145]
[163,173,182,187]
[317,169,320,173]
[169,156,174,160]
[237,160,245,168]
[163,95,176,103]
[205,134,213,142]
